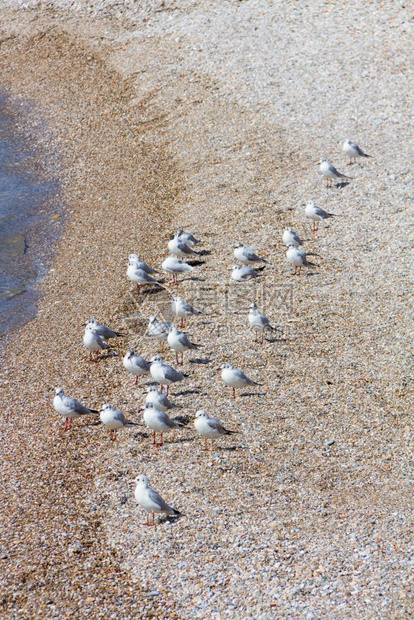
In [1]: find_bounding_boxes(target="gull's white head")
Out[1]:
[195,410,208,419]
[150,354,163,364]
[125,349,134,359]
[55,387,65,397]
[102,403,112,411]
[221,363,233,370]
[306,200,315,207]
[134,474,149,486]
[250,302,259,311]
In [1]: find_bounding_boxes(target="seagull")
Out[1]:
[53,387,99,431]
[127,260,163,294]
[123,350,151,385]
[134,474,184,526]
[148,315,171,342]
[343,139,372,165]
[141,402,187,446]
[231,264,260,282]
[234,243,267,266]
[172,295,203,328]
[150,354,188,395]
[319,158,352,187]
[286,245,316,275]
[177,228,200,246]
[83,324,109,362]
[145,386,177,412]
[194,410,239,450]
[220,363,261,398]
[248,302,275,343]
[282,227,303,248]
[85,318,124,341]
[305,201,335,231]
[128,253,158,274]
[167,326,201,365]
[162,256,193,285]
[168,234,198,258]
[100,403,137,441]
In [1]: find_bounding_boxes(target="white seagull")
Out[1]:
[343,139,372,165]
[194,410,238,450]
[167,326,201,365]
[128,253,158,274]
[177,228,200,246]
[134,474,184,526]
[150,354,188,395]
[285,245,316,275]
[282,227,303,248]
[141,402,187,447]
[123,350,151,385]
[53,387,99,431]
[127,260,163,294]
[172,295,203,328]
[100,403,137,441]
[162,256,193,285]
[85,318,124,341]
[319,158,352,187]
[305,200,335,231]
[148,315,171,342]
[83,324,109,362]
[234,244,267,266]
[145,386,177,412]
[248,302,275,343]
[231,264,260,282]
[220,363,261,398]
[168,234,198,258]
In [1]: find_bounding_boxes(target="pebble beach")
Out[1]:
[0,1,413,617]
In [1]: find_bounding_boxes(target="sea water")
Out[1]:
[0,94,62,346]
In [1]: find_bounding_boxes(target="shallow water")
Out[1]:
[0,94,62,344]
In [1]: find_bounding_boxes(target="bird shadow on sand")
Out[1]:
[335,181,351,189]
[166,436,196,445]
[264,337,288,344]
[97,352,117,361]
[183,276,206,283]
[187,259,206,267]
[238,391,265,398]
[198,249,211,256]
[133,431,150,439]
[189,358,211,365]
[175,389,203,396]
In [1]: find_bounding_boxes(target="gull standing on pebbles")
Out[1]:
[148,315,171,343]
[248,302,275,343]
[128,253,158,275]
[194,410,238,451]
[234,244,267,266]
[220,363,261,399]
[123,350,151,385]
[150,354,188,395]
[319,158,352,187]
[231,264,260,282]
[282,227,303,248]
[167,326,201,365]
[172,295,203,328]
[141,402,187,447]
[305,200,335,232]
[343,139,372,165]
[86,318,124,341]
[168,234,198,258]
[145,386,177,412]
[134,474,184,526]
[53,387,99,431]
[83,324,109,362]
[286,245,316,275]
[100,403,137,441]
[162,256,193,285]
[127,260,163,294]
[177,228,200,246]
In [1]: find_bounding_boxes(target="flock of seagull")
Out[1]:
[52,139,371,524]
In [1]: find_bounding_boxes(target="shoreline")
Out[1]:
[1,3,412,617]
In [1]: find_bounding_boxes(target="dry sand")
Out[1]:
[0,1,413,617]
